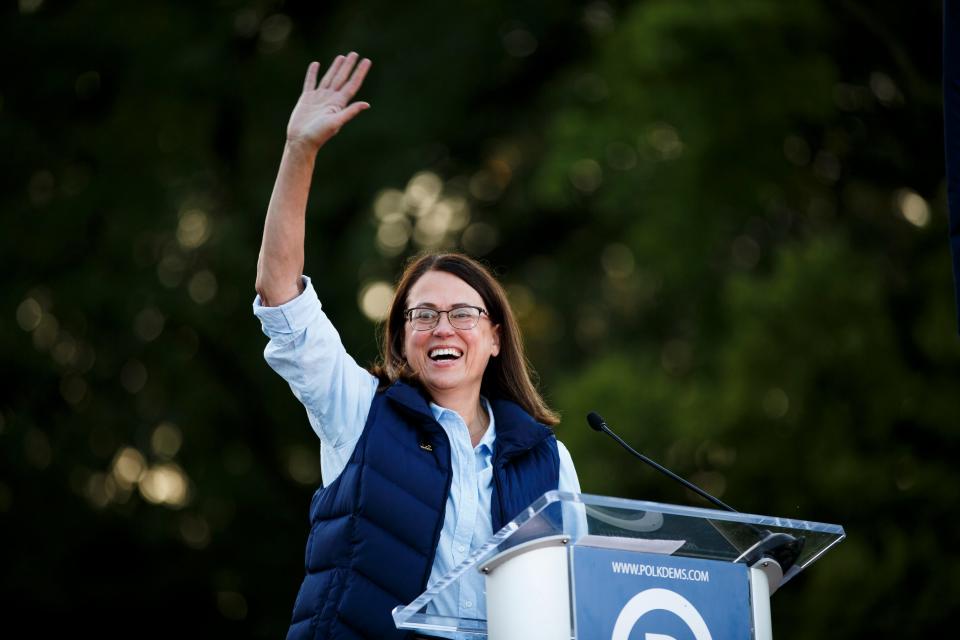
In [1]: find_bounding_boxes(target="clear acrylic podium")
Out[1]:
[393,491,845,639]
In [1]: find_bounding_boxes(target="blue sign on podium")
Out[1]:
[572,546,752,640]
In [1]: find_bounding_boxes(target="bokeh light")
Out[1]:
[358,281,394,321]
[176,209,211,249]
[138,463,190,507]
[895,189,930,228]
[151,422,183,458]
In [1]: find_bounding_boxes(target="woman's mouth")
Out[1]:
[429,347,463,362]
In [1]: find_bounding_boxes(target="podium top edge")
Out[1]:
[542,490,846,536]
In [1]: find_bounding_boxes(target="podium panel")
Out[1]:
[572,547,751,639]
[392,491,845,639]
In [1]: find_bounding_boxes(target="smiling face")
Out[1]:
[403,270,501,403]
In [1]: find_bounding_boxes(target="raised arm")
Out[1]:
[255,52,372,307]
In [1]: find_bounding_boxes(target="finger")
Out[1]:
[302,61,320,93]
[318,54,345,89]
[332,101,371,130]
[331,51,359,91]
[341,58,372,99]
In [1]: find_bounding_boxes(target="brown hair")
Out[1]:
[371,252,559,426]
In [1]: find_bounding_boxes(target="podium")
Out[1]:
[393,491,845,639]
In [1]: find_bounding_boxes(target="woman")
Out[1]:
[253,52,580,640]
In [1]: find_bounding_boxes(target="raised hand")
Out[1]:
[286,52,372,152]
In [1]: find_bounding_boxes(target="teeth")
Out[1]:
[429,347,463,359]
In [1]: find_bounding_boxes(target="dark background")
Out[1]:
[2,0,957,636]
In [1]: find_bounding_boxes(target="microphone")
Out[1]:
[586,411,804,574]
[587,411,737,512]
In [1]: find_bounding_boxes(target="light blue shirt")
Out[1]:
[253,276,581,623]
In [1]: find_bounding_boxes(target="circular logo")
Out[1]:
[611,588,712,640]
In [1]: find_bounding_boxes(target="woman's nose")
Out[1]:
[431,315,456,335]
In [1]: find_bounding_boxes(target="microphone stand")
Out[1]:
[587,412,805,578]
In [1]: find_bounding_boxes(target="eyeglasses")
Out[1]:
[404,306,488,331]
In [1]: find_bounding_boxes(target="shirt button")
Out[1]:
[457,544,466,553]
[464,601,473,608]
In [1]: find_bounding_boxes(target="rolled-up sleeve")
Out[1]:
[253,276,378,458]
[556,440,588,539]
[556,440,582,494]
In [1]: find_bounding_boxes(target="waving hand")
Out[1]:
[287,52,372,151]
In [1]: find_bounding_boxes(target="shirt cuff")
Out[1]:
[252,275,322,336]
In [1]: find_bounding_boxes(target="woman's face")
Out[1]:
[403,270,501,401]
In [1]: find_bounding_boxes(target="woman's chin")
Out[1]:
[421,369,483,396]
[422,371,462,390]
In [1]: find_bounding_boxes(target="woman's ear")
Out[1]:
[490,324,501,357]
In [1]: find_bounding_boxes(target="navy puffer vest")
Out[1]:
[286,381,560,640]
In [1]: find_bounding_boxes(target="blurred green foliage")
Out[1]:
[2,0,957,636]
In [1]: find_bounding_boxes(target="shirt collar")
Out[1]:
[477,397,496,455]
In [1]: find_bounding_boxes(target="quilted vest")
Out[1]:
[286,380,560,640]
